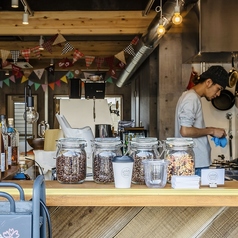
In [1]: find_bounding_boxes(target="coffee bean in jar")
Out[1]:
[92,138,122,183]
[128,137,164,184]
[56,138,87,184]
[164,138,195,183]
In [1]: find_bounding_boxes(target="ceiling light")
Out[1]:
[156,0,165,36]
[11,0,19,8]
[172,0,183,25]
[50,59,54,66]
[39,35,44,50]
[5,70,9,76]
[22,6,29,25]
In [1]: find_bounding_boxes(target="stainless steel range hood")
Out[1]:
[116,0,199,87]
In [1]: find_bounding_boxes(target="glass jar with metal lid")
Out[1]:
[128,137,164,184]
[92,137,122,183]
[56,138,87,184]
[164,138,195,183]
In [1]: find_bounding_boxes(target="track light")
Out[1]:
[39,36,44,50]
[172,0,183,25]
[50,59,54,66]
[11,0,19,8]
[156,0,165,36]
[22,6,29,25]
[5,70,9,76]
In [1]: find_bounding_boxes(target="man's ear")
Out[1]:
[206,78,213,87]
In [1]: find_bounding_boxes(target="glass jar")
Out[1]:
[128,137,163,184]
[92,138,122,183]
[56,138,87,184]
[164,138,195,183]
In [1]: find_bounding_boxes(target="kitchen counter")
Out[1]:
[1,180,238,207]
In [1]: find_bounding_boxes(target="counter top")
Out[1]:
[1,180,238,207]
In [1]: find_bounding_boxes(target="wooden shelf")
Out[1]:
[1,180,238,207]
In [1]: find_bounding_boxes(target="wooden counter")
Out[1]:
[1,180,238,207]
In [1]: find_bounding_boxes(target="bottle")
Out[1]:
[0,115,7,173]
[7,118,19,166]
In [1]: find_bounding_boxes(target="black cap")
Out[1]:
[200,65,229,89]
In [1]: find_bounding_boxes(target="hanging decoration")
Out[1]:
[30,46,41,59]
[33,68,45,79]
[52,34,67,46]
[45,64,55,75]
[61,42,74,55]
[42,34,58,53]
[10,50,20,63]
[115,51,126,65]
[58,58,73,68]
[21,49,31,62]
[85,56,95,68]
[72,49,84,64]
[12,64,23,78]
[130,36,139,45]
[1,49,10,63]
[95,57,104,70]
[124,44,135,57]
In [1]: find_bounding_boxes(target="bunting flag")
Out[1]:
[12,64,23,78]
[28,80,34,87]
[3,78,10,86]
[85,56,95,68]
[23,69,33,78]
[130,36,140,45]
[115,51,126,65]
[41,84,48,92]
[109,68,116,78]
[60,75,68,83]
[45,65,55,75]
[34,68,45,79]
[0,49,10,63]
[52,34,66,45]
[21,49,31,62]
[106,77,113,83]
[61,42,74,55]
[55,79,61,87]
[58,58,73,68]
[117,61,126,69]
[10,50,20,63]
[9,75,15,83]
[124,44,135,57]
[104,56,115,69]
[72,49,84,63]
[30,46,41,59]
[21,75,28,83]
[66,71,74,79]
[49,82,55,90]
[34,82,41,91]
[42,34,58,53]
[95,57,104,70]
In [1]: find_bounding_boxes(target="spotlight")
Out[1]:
[22,6,29,25]
[11,0,19,8]
[39,36,44,50]
[5,70,10,76]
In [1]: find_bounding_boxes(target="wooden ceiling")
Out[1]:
[0,0,158,70]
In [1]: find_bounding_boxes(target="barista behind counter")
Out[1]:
[175,65,229,177]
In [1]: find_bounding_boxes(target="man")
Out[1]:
[175,65,229,176]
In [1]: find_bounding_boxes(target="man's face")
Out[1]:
[205,83,223,101]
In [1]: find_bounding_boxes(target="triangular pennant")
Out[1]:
[49,82,55,90]
[12,64,23,78]
[55,80,61,87]
[34,82,41,91]
[72,49,84,63]
[45,65,55,75]
[61,42,74,55]
[104,56,115,69]
[3,78,10,86]
[85,56,95,68]
[0,49,10,63]
[42,34,58,54]
[10,50,20,63]
[23,69,33,78]
[41,84,48,92]
[115,51,126,65]
[66,71,74,79]
[58,58,73,68]
[30,46,41,59]
[130,36,140,45]
[124,44,135,57]
[52,34,66,45]
[60,75,68,83]
[28,80,34,86]
[106,77,113,83]
[34,69,45,79]
[21,49,31,62]
[9,75,15,83]
[95,57,104,70]
[21,75,28,83]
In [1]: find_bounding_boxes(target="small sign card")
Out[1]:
[201,168,225,187]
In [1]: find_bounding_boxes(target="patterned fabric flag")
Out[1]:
[72,49,84,63]
[58,58,73,68]
[33,68,45,79]
[0,49,10,63]
[31,46,41,59]
[61,42,74,55]
[10,50,20,63]
[52,34,66,45]
[104,56,115,69]
[85,56,95,68]
[95,57,104,70]
[130,36,140,45]
[12,64,23,78]
[21,49,31,62]
[115,51,126,65]
[45,65,55,75]
[42,34,58,54]
[124,44,135,57]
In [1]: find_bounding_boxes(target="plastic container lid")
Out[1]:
[165,137,194,147]
[112,155,134,163]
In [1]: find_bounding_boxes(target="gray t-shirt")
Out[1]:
[175,89,211,168]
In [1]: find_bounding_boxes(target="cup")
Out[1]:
[112,156,134,188]
[143,159,169,188]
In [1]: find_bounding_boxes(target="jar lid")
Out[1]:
[165,137,194,147]
[94,137,122,146]
[130,137,158,146]
[112,155,134,163]
[57,138,87,146]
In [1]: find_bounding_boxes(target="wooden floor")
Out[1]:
[48,206,238,238]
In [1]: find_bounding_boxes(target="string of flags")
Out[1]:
[0,34,140,90]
